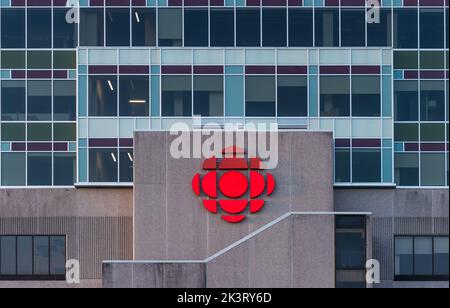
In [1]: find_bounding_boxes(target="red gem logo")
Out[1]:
[192,147,275,223]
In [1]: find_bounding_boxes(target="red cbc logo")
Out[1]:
[192,147,275,223]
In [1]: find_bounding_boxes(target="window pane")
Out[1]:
[106,9,130,47]
[50,236,66,275]
[53,8,77,48]
[262,9,286,47]
[1,81,26,121]
[119,76,149,117]
[1,153,26,186]
[1,8,25,48]
[414,237,433,276]
[89,76,118,116]
[421,123,446,142]
[245,76,276,117]
[158,8,182,47]
[395,237,413,276]
[54,153,76,186]
[185,9,208,47]
[335,149,350,183]
[54,81,76,121]
[394,123,418,142]
[394,81,418,121]
[132,8,156,46]
[289,9,313,47]
[27,51,52,69]
[89,148,118,183]
[162,76,192,117]
[421,153,446,186]
[394,9,418,48]
[352,76,381,117]
[352,149,381,183]
[420,81,445,121]
[341,9,365,47]
[27,8,51,48]
[320,76,350,117]
[54,123,76,142]
[28,153,52,186]
[420,9,444,48]
[1,51,25,69]
[336,230,365,269]
[34,236,49,275]
[315,9,339,47]
[28,123,52,141]
[194,76,224,117]
[277,76,307,117]
[27,81,52,121]
[119,149,133,183]
[434,238,449,276]
[80,8,104,46]
[368,9,391,47]
[210,9,234,47]
[1,123,25,141]
[236,9,260,47]
[0,236,16,275]
[395,153,419,186]
[17,236,33,275]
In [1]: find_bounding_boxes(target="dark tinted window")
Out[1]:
[89,76,118,116]
[53,8,77,48]
[335,149,351,183]
[246,76,276,117]
[320,76,350,117]
[394,81,419,121]
[341,9,365,47]
[289,9,313,47]
[420,81,445,121]
[54,153,76,186]
[352,149,381,183]
[119,76,149,117]
[420,9,445,49]
[1,9,25,48]
[194,76,224,117]
[368,9,392,47]
[89,148,118,183]
[158,8,182,47]
[54,81,76,121]
[395,153,419,186]
[315,9,339,47]
[185,9,208,47]
[262,9,287,47]
[80,9,104,46]
[1,81,26,121]
[106,9,130,46]
[28,153,52,186]
[394,9,418,48]
[119,149,133,183]
[210,9,234,47]
[352,76,381,117]
[27,9,52,48]
[27,81,52,121]
[162,76,192,117]
[132,8,156,46]
[277,76,307,117]
[236,9,260,47]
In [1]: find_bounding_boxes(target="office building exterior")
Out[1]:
[0,0,448,288]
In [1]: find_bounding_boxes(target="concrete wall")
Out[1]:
[0,188,133,288]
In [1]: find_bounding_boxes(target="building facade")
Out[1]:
[0,0,448,288]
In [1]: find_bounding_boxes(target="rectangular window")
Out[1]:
[54,153,76,186]
[394,9,418,48]
[132,8,156,47]
[236,9,261,47]
[1,153,26,186]
[245,76,276,117]
[27,81,52,121]
[119,149,134,183]
[335,149,351,183]
[210,9,234,47]
[54,81,76,121]
[420,81,445,121]
[320,76,350,117]
[277,76,307,117]
[162,76,192,117]
[352,149,381,183]
[193,76,224,117]
[89,76,118,117]
[368,9,391,47]
[89,148,118,183]
[119,76,149,117]
[27,8,52,48]
[395,153,419,187]
[53,8,77,48]
[315,9,339,47]
[262,9,287,47]
[341,9,366,47]
[420,9,444,49]
[185,9,208,47]
[421,153,446,186]
[352,76,381,117]
[106,9,130,47]
[1,8,25,48]
[1,81,26,121]
[158,9,182,47]
[80,8,104,46]
[289,9,313,47]
[395,236,449,281]
[394,81,418,121]
[28,153,52,186]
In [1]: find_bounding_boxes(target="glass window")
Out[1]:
[434,238,449,276]
[421,123,446,142]
[54,51,77,70]
[28,123,52,142]
[34,236,49,275]
[210,9,234,47]
[414,237,433,276]
[352,149,381,183]
[245,76,276,117]
[106,9,130,47]
[420,9,444,49]
[54,81,76,121]
[17,236,33,276]
[27,8,51,48]
[395,153,419,187]
[119,76,149,117]
[1,81,26,121]
[395,237,414,276]
[27,81,52,121]
[236,9,260,47]
[394,51,418,70]
[89,76,118,117]
[262,9,287,47]
[53,8,77,48]
[315,9,339,47]
[394,123,419,142]
[0,236,16,275]
[89,148,118,183]
[161,76,192,117]
[193,76,224,117]
[158,8,182,47]
[1,123,25,141]
[49,236,66,275]
[277,76,307,117]
[394,9,418,48]
[54,123,76,142]
[119,149,134,183]
[289,9,313,47]
[421,153,446,186]
[352,76,381,117]
[394,81,418,121]
[420,51,445,70]
[80,8,104,46]
[27,51,52,69]
[368,9,391,47]
[185,9,208,47]
[1,8,25,48]
[28,153,52,186]
[335,149,351,183]
[341,9,366,47]
[54,153,76,186]
[132,8,156,46]
[320,76,350,117]
[420,81,445,121]
[1,153,25,186]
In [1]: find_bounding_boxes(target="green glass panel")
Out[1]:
[1,123,26,141]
